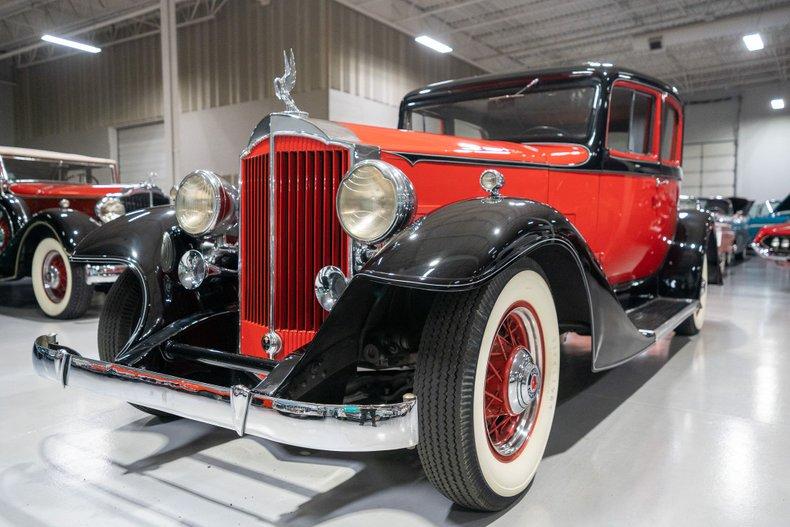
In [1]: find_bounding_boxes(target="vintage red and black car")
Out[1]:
[0,147,169,318]
[752,222,790,266]
[32,63,718,511]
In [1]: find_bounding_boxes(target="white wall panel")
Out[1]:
[327,1,481,108]
[15,34,163,142]
[117,123,168,187]
[178,0,328,113]
[328,89,399,128]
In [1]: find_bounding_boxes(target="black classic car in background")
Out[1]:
[0,147,169,318]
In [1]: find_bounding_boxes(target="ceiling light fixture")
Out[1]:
[415,35,452,54]
[41,34,101,54]
[742,33,764,51]
[770,98,785,110]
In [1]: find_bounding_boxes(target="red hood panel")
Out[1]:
[756,222,790,241]
[9,182,131,199]
[341,123,590,167]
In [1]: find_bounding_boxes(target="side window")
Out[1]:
[660,104,679,162]
[607,86,655,156]
[410,112,443,134]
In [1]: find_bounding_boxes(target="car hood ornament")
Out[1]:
[274,49,306,116]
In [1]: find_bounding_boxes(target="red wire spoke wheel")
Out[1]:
[31,237,93,319]
[416,262,560,511]
[41,250,68,303]
[484,302,544,461]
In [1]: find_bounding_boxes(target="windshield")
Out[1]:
[701,199,733,215]
[403,83,599,144]
[2,157,117,184]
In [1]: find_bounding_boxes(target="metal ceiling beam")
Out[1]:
[333,0,495,72]
[0,2,161,62]
[399,0,490,23]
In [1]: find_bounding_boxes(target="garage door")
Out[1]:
[682,139,736,197]
[117,123,168,188]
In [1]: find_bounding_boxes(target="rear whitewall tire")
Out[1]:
[676,257,707,336]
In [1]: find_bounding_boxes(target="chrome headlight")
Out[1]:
[336,160,415,244]
[95,196,125,223]
[175,170,236,236]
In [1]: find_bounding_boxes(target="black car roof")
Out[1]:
[402,64,681,106]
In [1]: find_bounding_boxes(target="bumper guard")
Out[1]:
[32,335,418,451]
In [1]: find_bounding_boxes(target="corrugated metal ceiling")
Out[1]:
[337,0,790,95]
[2,0,788,95]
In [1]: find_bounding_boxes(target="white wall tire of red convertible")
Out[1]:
[31,237,93,319]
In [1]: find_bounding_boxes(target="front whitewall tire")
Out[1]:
[415,260,560,511]
[472,270,560,496]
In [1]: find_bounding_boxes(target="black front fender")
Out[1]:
[280,198,653,400]
[73,206,238,358]
[358,197,606,290]
[0,207,99,279]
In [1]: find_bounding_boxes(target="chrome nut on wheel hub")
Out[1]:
[505,347,541,415]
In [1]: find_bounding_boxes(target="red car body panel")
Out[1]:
[343,123,678,287]
[754,222,790,242]
[8,182,133,217]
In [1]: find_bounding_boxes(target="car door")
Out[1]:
[596,80,675,285]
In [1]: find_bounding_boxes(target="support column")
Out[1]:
[160,0,180,185]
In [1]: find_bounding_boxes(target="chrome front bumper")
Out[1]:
[751,243,790,263]
[85,263,127,284]
[32,335,418,451]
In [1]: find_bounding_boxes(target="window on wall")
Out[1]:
[661,104,680,162]
[608,87,655,155]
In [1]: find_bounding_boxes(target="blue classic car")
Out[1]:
[748,195,790,240]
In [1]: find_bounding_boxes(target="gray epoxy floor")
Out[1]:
[0,258,788,526]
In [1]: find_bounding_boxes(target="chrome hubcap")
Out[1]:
[506,347,541,415]
[42,250,67,303]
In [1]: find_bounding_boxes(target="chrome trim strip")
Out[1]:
[637,299,699,340]
[267,132,277,355]
[32,335,419,451]
[751,242,790,262]
[85,263,126,284]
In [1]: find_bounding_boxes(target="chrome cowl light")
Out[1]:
[95,196,126,223]
[336,160,415,244]
[175,170,237,236]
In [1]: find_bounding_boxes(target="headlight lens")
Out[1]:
[336,160,415,244]
[175,170,236,236]
[95,196,125,223]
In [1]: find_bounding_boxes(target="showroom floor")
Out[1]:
[0,258,788,527]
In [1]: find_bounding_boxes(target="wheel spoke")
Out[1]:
[484,303,545,460]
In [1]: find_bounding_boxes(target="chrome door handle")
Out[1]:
[655,177,670,187]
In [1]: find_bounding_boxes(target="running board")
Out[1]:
[627,298,699,340]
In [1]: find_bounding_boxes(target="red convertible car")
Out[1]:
[752,222,790,266]
[0,147,168,317]
[33,63,717,510]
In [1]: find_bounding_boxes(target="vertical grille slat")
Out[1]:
[240,136,349,358]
